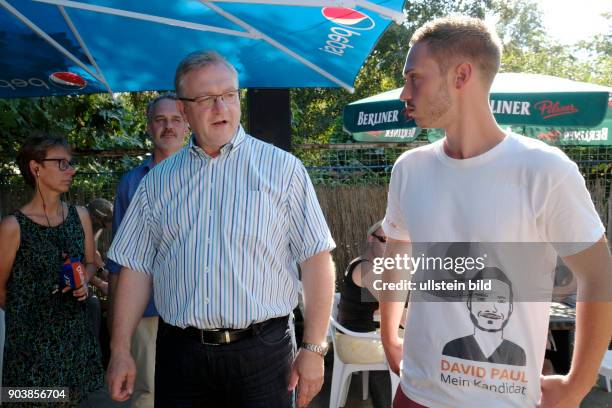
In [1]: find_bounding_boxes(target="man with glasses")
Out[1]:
[106,51,336,408]
[106,93,189,407]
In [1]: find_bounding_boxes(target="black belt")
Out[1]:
[163,315,288,345]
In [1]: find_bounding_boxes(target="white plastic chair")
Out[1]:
[599,350,612,392]
[329,293,400,407]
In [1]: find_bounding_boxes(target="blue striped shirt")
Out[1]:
[107,126,335,329]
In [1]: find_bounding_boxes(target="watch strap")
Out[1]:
[301,341,329,357]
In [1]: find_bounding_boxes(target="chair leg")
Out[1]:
[362,371,369,400]
[606,375,611,392]
[329,362,345,408]
[339,371,353,407]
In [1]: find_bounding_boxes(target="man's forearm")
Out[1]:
[380,238,411,345]
[561,238,612,395]
[567,301,612,393]
[110,267,152,352]
[300,252,335,344]
[380,300,405,345]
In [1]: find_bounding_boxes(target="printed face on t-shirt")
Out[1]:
[468,279,512,332]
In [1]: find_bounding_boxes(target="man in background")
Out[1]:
[107,93,189,407]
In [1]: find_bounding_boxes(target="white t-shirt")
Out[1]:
[382,133,604,408]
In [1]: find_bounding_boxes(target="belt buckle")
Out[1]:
[200,329,231,345]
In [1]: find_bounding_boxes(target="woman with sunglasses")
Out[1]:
[0,134,104,405]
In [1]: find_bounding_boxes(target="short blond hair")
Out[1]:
[410,16,502,87]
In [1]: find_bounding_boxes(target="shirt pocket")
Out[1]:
[229,190,276,239]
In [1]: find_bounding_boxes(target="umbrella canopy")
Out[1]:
[343,73,611,135]
[0,0,405,98]
[523,101,612,146]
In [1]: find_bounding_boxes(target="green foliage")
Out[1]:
[493,1,611,86]
[0,92,154,175]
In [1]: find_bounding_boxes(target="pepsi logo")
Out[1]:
[321,7,375,30]
[49,72,87,89]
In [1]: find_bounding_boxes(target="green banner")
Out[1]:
[344,74,611,135]
[427,105,612,145]
[489,92,608,127]
[523,127,611,146]
[352,127,420,142]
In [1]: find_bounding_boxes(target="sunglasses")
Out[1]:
[40,158,77,171]
[371,233,387,243]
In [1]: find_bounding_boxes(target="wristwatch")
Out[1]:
[301,341,329,357]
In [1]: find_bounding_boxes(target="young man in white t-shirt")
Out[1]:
[379,16,612,408]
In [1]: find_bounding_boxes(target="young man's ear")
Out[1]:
[454,62,472,89]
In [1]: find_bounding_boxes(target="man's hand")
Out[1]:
[383,335,404,375]
[107,349,137,401]
[288,348,324,408]
[540,375,589,408]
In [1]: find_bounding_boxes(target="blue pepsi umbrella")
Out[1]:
[0,0,405,98]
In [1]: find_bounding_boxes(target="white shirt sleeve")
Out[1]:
[286,160,336,263]
[540,161,605,256]
[382,159,411,241]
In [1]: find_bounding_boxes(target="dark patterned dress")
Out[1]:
[3,205,105,406]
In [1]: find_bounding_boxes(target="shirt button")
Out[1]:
[204,298,209,304]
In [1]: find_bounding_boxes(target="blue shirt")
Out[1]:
[108,126,335,329]
[107,157,158,317]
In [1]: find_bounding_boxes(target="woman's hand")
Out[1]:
[72,282,89,301]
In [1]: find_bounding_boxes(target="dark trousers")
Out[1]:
[155,317,295,408]
[393,387,428,408]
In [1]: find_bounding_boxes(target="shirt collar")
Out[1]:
[189,125,246,158]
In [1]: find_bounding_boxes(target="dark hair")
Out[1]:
[86,198,113,225]
[17,134,70,188]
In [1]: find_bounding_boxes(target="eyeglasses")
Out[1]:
[40,158,76,171]
[179,89,240,109]
[371,233,387,243]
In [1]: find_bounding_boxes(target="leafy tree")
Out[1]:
[0,92,153,175]
[493,1,611,86]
